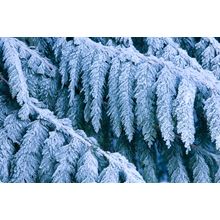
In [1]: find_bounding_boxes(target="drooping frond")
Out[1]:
[89,51,109,132]
[0,129,14,182]
[10,121,48,183]
[4,112,30,144]
[54,87,69,119]
[204,94,220,150]
[135,138,158,182]
[39,131,66,183]
[1,38,30,105]
[156,66,177,147]
[174,77,197,151]
[52,138,83,183]
[67,94,84,128]
[195,37,220,79]
[134,60,158,146]
[75,149,99,183]
[107,57,122,137]
[165,143,190,183]
[189,149,211,183]
[195,38,220,69]
[81,47,95,122]
[118,61,135,141]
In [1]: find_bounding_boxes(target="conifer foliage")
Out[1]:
[0,37,220,182]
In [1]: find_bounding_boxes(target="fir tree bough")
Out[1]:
[0,37,220,182]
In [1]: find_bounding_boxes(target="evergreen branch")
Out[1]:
[58,37,220,147]
[2,37,220,182]
[28,100,144,183]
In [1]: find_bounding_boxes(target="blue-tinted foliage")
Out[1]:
[0,37,220,182]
